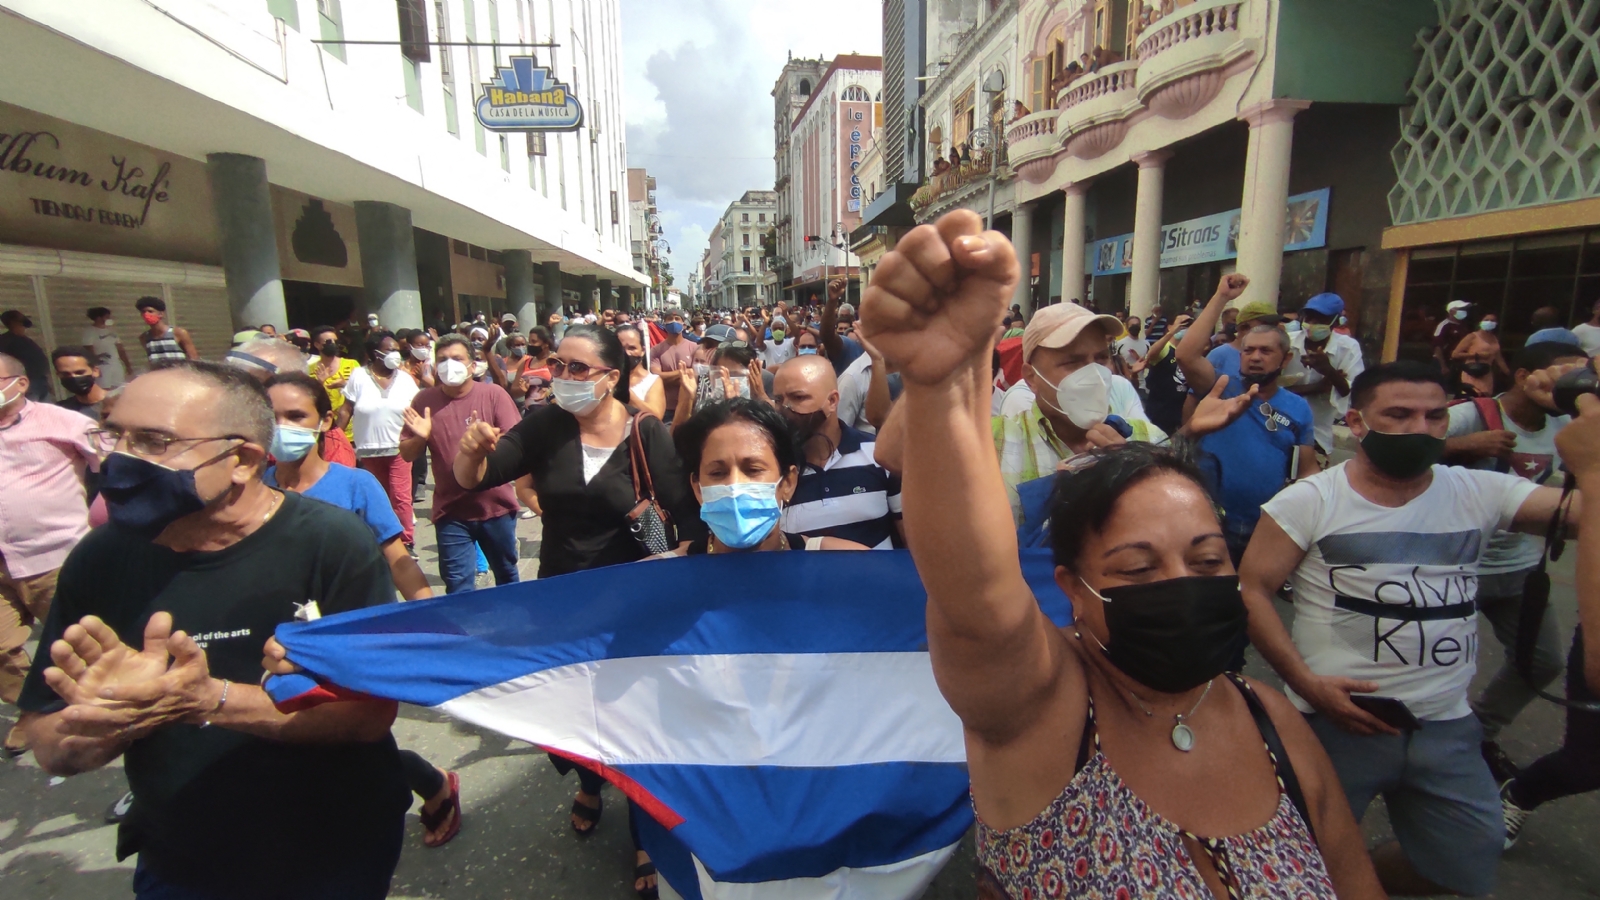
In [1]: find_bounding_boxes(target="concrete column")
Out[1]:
[616,285,632,311]
[1011,201,1035,315]
[1129,150,1172,319]
[205,153,287,332]
[353,201,423,331]
[503,250,537,332]
[597,278,613,311]
[1060,182,1089,304]
[579,274,598,313]
[1235,99,1310,309]
[541,261,562,316]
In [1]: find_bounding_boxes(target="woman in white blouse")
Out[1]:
[338,331,421,551]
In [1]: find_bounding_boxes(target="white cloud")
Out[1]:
[620,0,881,293]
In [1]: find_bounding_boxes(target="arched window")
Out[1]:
[798,79,812,96]
[842,85,871,102]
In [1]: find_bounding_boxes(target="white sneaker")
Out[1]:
[519,509,537,519]
[1501,780,1531,849]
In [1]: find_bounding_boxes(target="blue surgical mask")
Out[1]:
[664,321,686,336]
[798,347,819,356]
[270,424,320,462]
[100,450,228,535]
[699,481,783,549]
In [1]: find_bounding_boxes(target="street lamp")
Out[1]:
[981,67,1007,230]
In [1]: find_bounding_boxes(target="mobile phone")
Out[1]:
[1350,696,1422,731]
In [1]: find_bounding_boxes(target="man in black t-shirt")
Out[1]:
[1139,313,1193,436]
[17,361,409,900]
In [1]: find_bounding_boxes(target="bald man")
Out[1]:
[16,360,410,898]
[225,337,309,383]
[772,355,903,549]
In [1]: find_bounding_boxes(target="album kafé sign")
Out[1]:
[0,101,217,263]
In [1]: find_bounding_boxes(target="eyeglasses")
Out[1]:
[546,359,614,379]
[1258,401,1279,432]
[88,426,245,458]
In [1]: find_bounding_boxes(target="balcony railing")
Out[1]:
[1058,60,1139,112]
[1136,0,1243,62]
[909,151,998,218]
[1006,111,1057,146]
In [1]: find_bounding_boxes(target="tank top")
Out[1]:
[975,673,1336,900]
[144,331,187,364]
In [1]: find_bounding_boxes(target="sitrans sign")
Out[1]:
[475,57,583,132]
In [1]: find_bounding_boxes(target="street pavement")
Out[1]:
[2,480,1596,899]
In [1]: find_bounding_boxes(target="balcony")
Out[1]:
[1006,111,1061,184]
[1055,60,1141,160]
[909,152,1000,221]
[1135,0,1253,119]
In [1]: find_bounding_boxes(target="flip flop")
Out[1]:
[419,771,461,848]
[570,793,602,838]
[634,861,659,900]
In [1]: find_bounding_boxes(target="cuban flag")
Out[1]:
[267,550,1072,899]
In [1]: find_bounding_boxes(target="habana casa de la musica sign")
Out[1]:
[475,57,583,132]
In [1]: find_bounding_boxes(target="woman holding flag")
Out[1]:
[859,210,1385,900]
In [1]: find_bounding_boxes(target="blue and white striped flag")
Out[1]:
[267,550,1072,899]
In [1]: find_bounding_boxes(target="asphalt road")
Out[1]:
[2,485,1595,899]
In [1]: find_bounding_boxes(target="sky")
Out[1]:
[619,0,882,292]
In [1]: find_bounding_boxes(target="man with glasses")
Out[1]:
[15,361,410,898]
[0,352,99,757]
[1176,274,1318,564]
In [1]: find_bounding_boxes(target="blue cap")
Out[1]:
[1525,327,1583,349]
[1301,292,1345,318]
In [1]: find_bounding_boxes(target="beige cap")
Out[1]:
[1022,302,1126,362]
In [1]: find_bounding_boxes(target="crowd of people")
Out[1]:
[1,205,1599,899]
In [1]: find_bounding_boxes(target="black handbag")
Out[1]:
[625,411,674,555]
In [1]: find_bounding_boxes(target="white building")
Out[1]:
[628,167,667,309]
[775,54,882,304]
[708,190,777,309]
[0,0,642,365]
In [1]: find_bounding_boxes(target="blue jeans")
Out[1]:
[436,513,520,594]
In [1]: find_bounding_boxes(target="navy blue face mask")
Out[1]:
[101,448,238,535]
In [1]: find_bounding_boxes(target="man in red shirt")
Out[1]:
[401,336,522,594]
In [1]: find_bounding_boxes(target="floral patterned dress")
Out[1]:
[974,674,1337,900]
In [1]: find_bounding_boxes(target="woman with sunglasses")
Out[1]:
[861,213,1383,900]
[451,323,702,899]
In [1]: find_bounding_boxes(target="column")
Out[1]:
[1235,99,1310,309]
[616,285,632,312]
[503,250,537,332]
[205,153,287,332]
[1129,150,1172,320]
[1011,201,1034,316]
[1060,182,1089,304]
[541,261,562,316]
[579,274,598,313]
[598,278,613,311]
[353,201,423,331]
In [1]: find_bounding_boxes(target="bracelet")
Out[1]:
[199,679,231,729]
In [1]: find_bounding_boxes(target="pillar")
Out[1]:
[1060,182,1089,304]
[503,250,537,332]
[353,201,423,331]
[598,278,613,311]
[541,260,562,316]
[1129,150,1172,320]
[579,274,598,313]
[616,285,632,312]
[1235,99,1310,309]
[1011,201,1035,316]
[205,153,287,332]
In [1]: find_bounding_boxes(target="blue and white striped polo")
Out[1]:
[781,423,903,550]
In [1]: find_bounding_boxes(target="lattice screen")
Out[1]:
[1389,0,1600,225]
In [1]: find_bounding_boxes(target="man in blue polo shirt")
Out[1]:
[773,355,902,549]
[1176,273,1318,563]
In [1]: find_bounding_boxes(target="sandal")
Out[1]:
[634,861,659,900]
[570,793,602,838]
[419,771,462,848]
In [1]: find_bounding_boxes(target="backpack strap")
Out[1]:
[1471,397,1512,474]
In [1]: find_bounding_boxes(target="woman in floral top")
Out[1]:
[861,213,1384,900]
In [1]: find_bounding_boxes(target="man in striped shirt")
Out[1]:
[773,356,903,549]
[0,352,98,756]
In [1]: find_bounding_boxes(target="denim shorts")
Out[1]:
[1306,712,1503,895]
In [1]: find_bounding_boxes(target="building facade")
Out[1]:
[705,190,778,309]
[628,167,668,309]
[0,0,644,375]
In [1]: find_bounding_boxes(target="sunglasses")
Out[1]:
[547,358,614,379]
[1258,401,1280,432]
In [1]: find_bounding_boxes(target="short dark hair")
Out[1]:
[51,345,95,366]
[526,325,553,347]
[673,398,799,479]
[1529,306,1563,330]
[140,360,275,449]
[362,330,396,361]
[1513,340,1588,374]
[311,325,339,343]
[558,323,631,402]
[1350,360,1450,409]
[86,307,111,320]
[135,296,165,312]
[434,334,472,359]
[266,370,332,421]
[1049,443,1214,570]
[713,343,756,368]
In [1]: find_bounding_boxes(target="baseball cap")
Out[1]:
[231,329,264,347]
[501,313,518,324]
[701,323,738,344]
[1022,303,1125,363]
[1301,292,1345,318]
[1525,327,1583,349]
[1446,300,1472,314]
[1235,301,1281,327]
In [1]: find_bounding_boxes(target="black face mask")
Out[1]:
[1359,429,1445,480]
[1462,361,1492,377]
[781,406,829,446]
[1240,370,1280,389]
[319,343,338,357]
[60,374,97,396]
[1087,575,1248,694]
[627,354,646,368]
